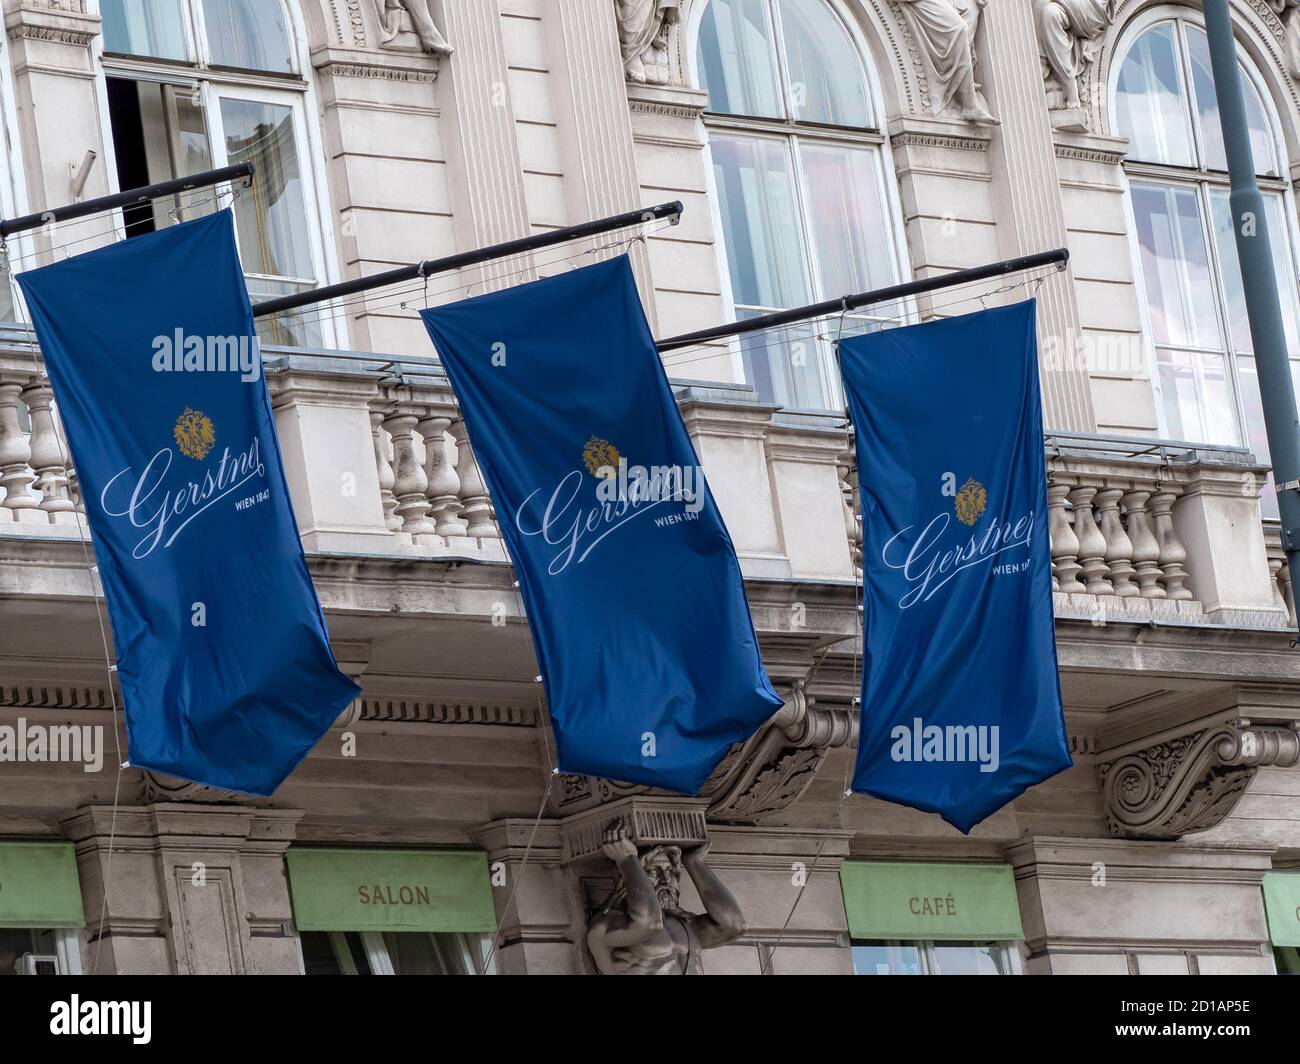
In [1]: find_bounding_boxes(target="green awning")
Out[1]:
[1263,872,1300,947]
[0,841,86,929]
[840,861,1024,942]
[285,848,496,934]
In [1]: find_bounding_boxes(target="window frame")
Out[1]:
[690,0,912,412]
[98,0,301,79]
[0,0,32,323]
[293,928,497,976]
[0,927,84,976]
[849,937,1023,976]
[1112,7,1300,464]
[87,0,341,348]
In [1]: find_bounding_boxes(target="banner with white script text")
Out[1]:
[421,256,781,792]
[18,211,360,795]
[840,301,1071,832]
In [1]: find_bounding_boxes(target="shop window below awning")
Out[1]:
[839,861,1025,976]
[1263,872,1300,975]
[0,841,86,976]
[285,848,497,976]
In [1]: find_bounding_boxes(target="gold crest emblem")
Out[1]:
[954,477,988,526]
[582,436,620,478]
[174,407,216,461]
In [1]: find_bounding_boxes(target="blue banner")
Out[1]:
[421,256,781,792]
[839,301,1070,832]
[18,211,360,796]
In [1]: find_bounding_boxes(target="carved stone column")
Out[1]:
[977,0,1096,432]
[431,0,535,286]
[540,0,657,325]
[62,804,303,975]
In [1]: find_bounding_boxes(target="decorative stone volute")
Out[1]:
[1100,720,1300,839]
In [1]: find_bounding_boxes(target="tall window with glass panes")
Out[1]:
[693,0,907,412]
[1115,14,1300,516]
[97,0,331,347]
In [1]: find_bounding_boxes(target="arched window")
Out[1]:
[1115,15,1300,514]
[97,0,328,347]
[695,0,904,411]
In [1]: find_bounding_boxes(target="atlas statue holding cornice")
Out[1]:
[586,818,745,975]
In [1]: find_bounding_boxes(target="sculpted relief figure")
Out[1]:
[897,0,998,125]
[1033,0,1115,132]
[374,0,454,57]
[586,819,744,974]
[616,0,680,85]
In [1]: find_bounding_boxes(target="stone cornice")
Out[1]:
[890,129,989,153]
[887,114,993,153]
[1054,141,1128,167]
[4,4,99,49]
[310,44,440,83]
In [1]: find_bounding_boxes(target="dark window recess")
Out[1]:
[105,77,155,237]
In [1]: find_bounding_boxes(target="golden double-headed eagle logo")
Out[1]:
[954,477,988,526]
[174,407,216,461]
[582,436,620,478]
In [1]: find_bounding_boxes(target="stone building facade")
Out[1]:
[0,0,1298,975]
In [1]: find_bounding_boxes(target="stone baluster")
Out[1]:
[416,410,467,538]
[1148,486,1193,600]
[0,379,40,522]
[1266,543,1290,618]
[369,402,401,532]
[68,466,83,512]
[837,450,862,576]
[382,407,434,534]
[450,418,497,539]
[1047,470,1083,593]
[1281,560,1295,626]
[21,378,75,523]
[1121,486,1164,599]
[1094,484,1136,597]
[1068,484,1112,595]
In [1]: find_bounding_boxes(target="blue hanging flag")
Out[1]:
[18,210,360,796]
[839,301,1070,832]
[420,256,781,792]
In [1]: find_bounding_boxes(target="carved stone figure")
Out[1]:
[586,818,744,974]
[616,0,680,86]
[1033,0,1115,132]
[897,0,998,125]
[374,0,454,57]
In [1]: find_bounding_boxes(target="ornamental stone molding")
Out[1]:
[138,771,250,805]
[1100,720,1300,839]
[552,679,856,825]
[3,0,98,48]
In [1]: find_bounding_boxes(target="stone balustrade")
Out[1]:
[0,371,85,534]
[1046,438,1288,628]
[0,340,1293,634]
